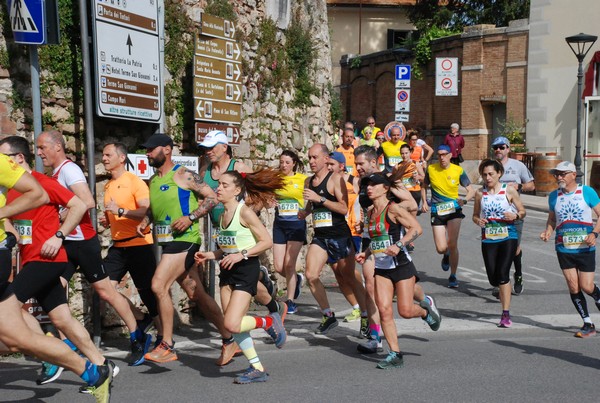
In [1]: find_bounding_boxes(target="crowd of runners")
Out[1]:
[1,120,600,402]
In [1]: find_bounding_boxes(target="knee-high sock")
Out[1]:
[570,292,590,321]
[239,316,273,333]
[587,284,600,303]
[232,332,263,371]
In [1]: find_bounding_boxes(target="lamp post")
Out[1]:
[566,33,597,184]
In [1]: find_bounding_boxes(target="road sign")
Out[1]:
[395,64,411,88]
[127,154,199,180]
[194,57,241,83]
[195,99,241,124]
[8,0,45,44]
[194,76,241,104]
[195,122,241,146]
[395,89,410,112]
[195,35,241,63]
[436,57,458,96]
[200,13,235,40]
[395,113,409,123]
[93,0,162,122]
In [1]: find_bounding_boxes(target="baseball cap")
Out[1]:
[367,172,391,186]
[550,161,576,175]
[199,130,228,148]
[437,144,451,154]
[140,133,174,149]
[491,136,510,147]
[329,151,346,165]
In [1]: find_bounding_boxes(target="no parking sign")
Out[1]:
[436,57,458,96]
[395,89,410,112]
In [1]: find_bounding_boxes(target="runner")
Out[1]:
[398,144,424,213]
[420,145,475,288]
[407,129,433,168]
[378,125,406,172]
[361,116,381,138]
[99,142,160,362]
[36,130,151,368]
[472,159,526,327]
[194,169,286,384]
[492,136,535,295]
[0,152,111,402]
[272,150,306,314]
[356,172,441,369]
[540,161,600,338]
[336,128,357,175]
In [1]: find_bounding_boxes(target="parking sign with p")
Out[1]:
[395,64,411,88]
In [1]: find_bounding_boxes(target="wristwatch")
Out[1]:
[395,240,404,249]
[593,232,599,239]
[241,249,249,260]
[319,196,326,204]
[118,208,125,218]
[55,231,66,240]
[188,213,197,222]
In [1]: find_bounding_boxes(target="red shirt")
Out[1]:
[7,171,75,263]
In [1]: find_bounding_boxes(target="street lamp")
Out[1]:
[566,33,597,184]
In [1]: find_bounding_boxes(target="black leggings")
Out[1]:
[482,239,518,287]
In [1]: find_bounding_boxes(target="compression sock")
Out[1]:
[588,284,600,302]
[513,251,523,277]
[369,324,381,341]
[239,316,273,332]
[63,338,77,351]
[570,292,590,320]
[232,332,263,371]
[80,361,100,386]
[266,298,278,314]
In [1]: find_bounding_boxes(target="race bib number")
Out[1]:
[13,219,32,245]
[278,199,299,217]
[346,166,354,175]
[402,177,416,189]
[562,230,588,250]
[313,209,333,228]
[217,230,239,253]
[484,223,509,240]
[388,156,403,166]
[371,235,391,258]
[435,201,456,216]
[155,221,173,243]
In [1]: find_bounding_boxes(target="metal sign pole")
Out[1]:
[29,45,44,172]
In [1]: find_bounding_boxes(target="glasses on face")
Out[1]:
[409,138,418,142]
[492,145,507,150]
[438,153,450,158]
[367,121,375,125]
[553,171,573,178]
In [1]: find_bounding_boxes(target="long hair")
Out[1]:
[223,168,286,207]
[280,150,303,173]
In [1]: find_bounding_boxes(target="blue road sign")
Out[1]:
[7,0,46,44]
[395,64,411,81]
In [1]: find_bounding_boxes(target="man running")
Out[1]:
[336,128,357,175]
[540,161,600,338]
[378,125,406,172]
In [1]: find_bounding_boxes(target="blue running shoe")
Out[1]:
[234,366,269,384]
[294,273,304,300]
[129,333,153,366]
[266,312,287,348]
[448,274,459,288]
[286,299,298,314]
[441,253,450,271]
[37,361,64,385]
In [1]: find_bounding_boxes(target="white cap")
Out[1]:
[199,130,228,148]
[549,161,576,175]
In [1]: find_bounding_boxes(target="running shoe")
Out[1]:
[136,313,155,334]
[144,340,178,363]
[377,351,404,369]
[498,312,512,328]
[129,333,153,366]
[294,273,304,300]
[315,314,338,335]
[83,363,112,403]
[343,308,361,322]
[37,361,64,385]
[359,316,369,338]
[491,287,500,299]
[356,337,383,354]
[80,361,119,395]
[216,341,238,366]
[513,275,524,295]
[266,312,287,348]
[234,366,269,384]
[277,301,288,325]
[448,274,459,288]
[286,299,298,314]
[420,295,442,331]
[259,265,276,298]
[441,253,450,271]
[575,323,596,338]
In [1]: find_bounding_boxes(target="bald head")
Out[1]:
[37,130,67,168]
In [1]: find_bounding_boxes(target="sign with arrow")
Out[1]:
[7,0,45,44]
[195,122,241,146]
[195,99,241,124]
[194,57,241,83]
[195,35,241,63]
[200,13,235,40]
[92,0,162,122]
[193,76,241,104]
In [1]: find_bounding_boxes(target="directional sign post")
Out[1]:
[92,0,162,122]
[195,99,241,124]
[196,122,241,146]
[8,0,45,44]
[193,76,241,103]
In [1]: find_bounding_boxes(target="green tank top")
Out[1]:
[203,159,237,226]
[216,202,256,254]
[149,165,200,245]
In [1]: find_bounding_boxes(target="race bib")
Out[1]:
[346,166,354,175]
[278,199,299,217]
[435,201,456,216]
[371,235,391,258]
[388,156,403,166]
[484,223,509,240]
[402,177,416,189]
[313,209,333,228]
[217,230,239,253]
[562,230,588,250]
[155,221,173,243]
[13,219,32,245]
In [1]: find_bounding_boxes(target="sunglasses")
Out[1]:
[437,153,450,157]
[492,145,507,150]
[553,171,573,178]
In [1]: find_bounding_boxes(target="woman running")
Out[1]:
[473,159,526,328]
[194,169,286,384]
[356,172,441,369]
[398,144,424,213]
[272,150,307,314]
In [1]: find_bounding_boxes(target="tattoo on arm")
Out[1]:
[193,196,217,218]
[407,231,420,244]
[187,170,207,193]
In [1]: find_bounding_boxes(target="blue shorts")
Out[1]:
[352,236,361,255]
[273,219,307,244]
[312,236,354,264]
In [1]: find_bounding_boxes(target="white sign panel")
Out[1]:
[395,64,411,88]
[127,154,199,180]
[93,0,162,122]
[395,88,410,112]
[436,57,458,96]
[395,114,409,122]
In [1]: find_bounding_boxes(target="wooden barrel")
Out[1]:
[534,155,562,196]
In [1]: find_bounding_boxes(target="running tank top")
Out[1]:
[217,202,256,254]
[203,159,237,226]
[368,204,411,269]
[480,184,518,243]
[149,165,200,245]
[554,185,595,253]
[309,171,351,238]
[275,172,306,222]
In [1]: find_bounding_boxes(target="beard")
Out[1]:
[148,150,166,168]
[558,180,567,189]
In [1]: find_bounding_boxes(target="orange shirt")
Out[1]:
[410,145,423,163]
[344,177,362,237]
[336,145,356,175]
[401,162,421,192]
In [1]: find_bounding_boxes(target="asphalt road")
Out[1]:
[2,205,599,402]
